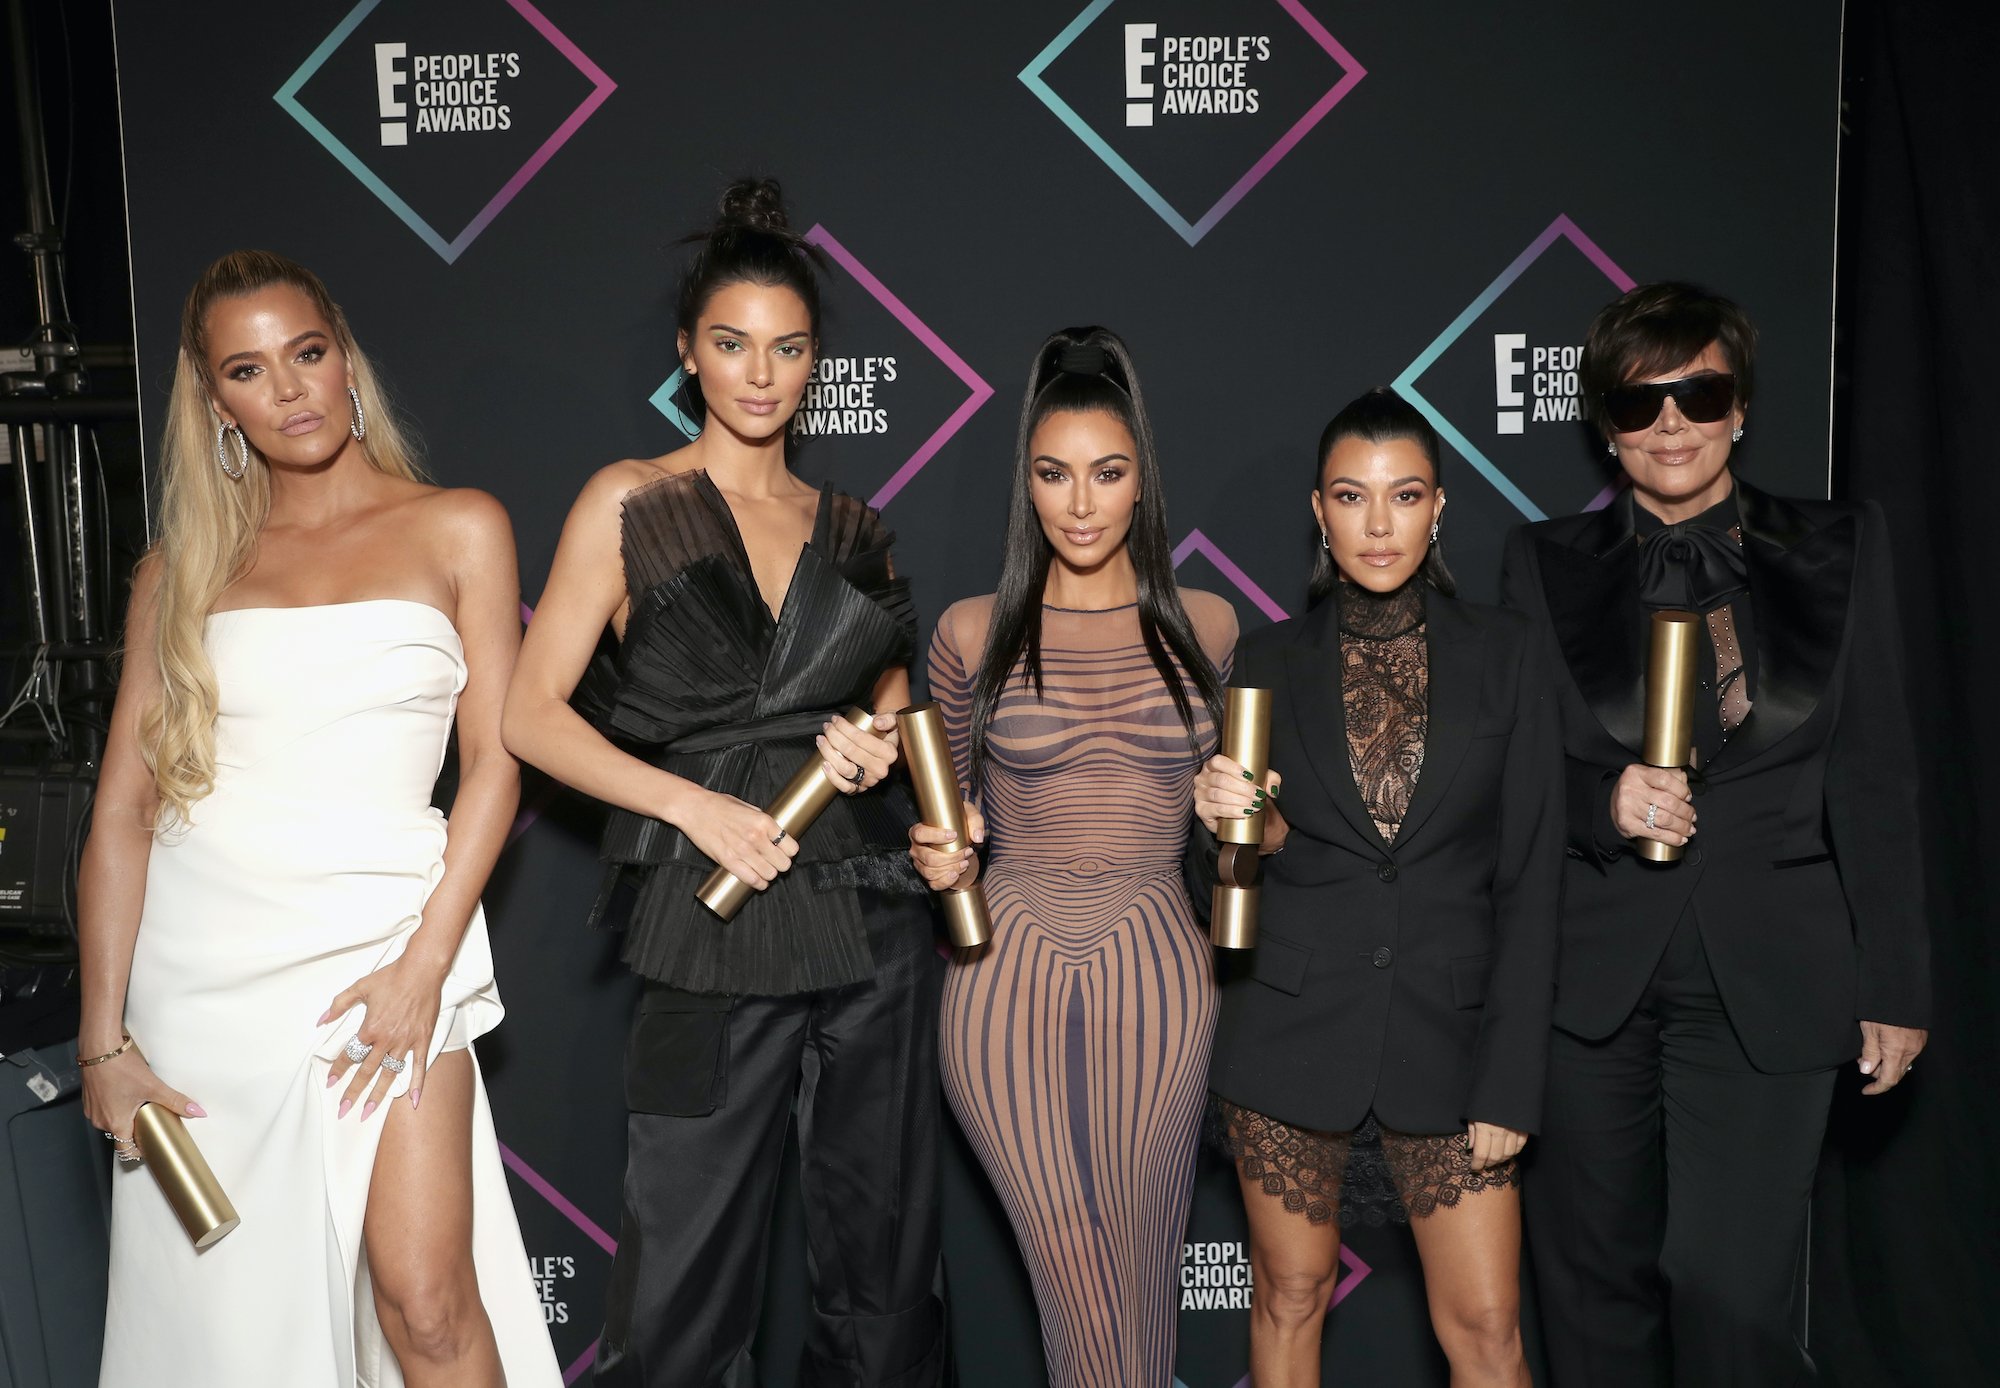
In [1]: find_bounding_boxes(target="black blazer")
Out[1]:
[1202,589,1563,1137]
[1499,481,1930,1074]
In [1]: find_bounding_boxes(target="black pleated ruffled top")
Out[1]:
[580,469,925,997]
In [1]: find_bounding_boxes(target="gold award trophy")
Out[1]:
[1211,687,1273,949]
[897,702,993,948]
[1637,611,1701,864]
[132,1101,240,1249]
[696,705,880,921]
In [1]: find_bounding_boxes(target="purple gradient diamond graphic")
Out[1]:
[649,224,992,510]
[1392,214,1636,520]
[498,1142,616,1383]
[1023,0,1366,245]
[1173,529,1290,622]
[1173,1246,1371,1388]
[276,0,615,263]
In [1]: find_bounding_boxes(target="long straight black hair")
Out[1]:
[1306,387,1458,606]
[965,326,1225,793]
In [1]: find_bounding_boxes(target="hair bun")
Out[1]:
[717,178,791,235]
[1054,340,1110,377]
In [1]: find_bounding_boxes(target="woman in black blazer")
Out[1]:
[1501,283,1930,1388]
[1194,388,1561,1388]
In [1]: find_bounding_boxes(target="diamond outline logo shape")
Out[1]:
[1391,214,1636,521]
[650,224,994,511]
[275,0,616,264]
[496,1142,615,1383]
[1021,0,1367,246]
[1170,1245,1371,1388]
[1173,529,1289,623]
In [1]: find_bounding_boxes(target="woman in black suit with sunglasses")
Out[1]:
[1500,283,1930,1388]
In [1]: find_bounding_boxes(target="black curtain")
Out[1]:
[1816,3,2000,1383]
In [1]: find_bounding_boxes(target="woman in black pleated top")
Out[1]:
[502,179,944,1388]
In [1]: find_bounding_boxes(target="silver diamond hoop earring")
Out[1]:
[215,421,249,480]
[348,385,367,441]
[1318,529,1329,551]
[1731,426,1744,443]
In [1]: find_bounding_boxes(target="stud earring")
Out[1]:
[1731,426,1744,443]
[1606,441,1617,456]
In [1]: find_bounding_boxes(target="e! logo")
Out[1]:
[1124,23,1157,126]
[375,42,408,146]
[1493,333,1526,435]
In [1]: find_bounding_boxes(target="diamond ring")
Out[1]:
[1645,802,1659,830]
[380,1055,408,1074]
[343,1037,372,1064]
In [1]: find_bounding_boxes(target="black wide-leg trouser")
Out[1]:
[1526,912,1838,1388]
[595,892,945,1388]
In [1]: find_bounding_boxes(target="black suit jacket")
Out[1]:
[1499,480,1930,1074]
[1202,589,1564,1136]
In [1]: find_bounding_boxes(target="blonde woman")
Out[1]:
[77,251,559,1388]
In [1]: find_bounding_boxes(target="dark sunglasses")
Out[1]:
[1601,372,1737,434]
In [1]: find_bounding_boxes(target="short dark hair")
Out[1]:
[1307,387,1456,604]
[1581,282,1758,433]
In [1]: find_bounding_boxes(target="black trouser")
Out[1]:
[1526,912,1838,1388]
[595,892,945,1388]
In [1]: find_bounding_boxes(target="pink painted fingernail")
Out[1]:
[186,1102,207,1118]
[325,1070,340,1088]
[337,1098,353,1119]
[317,1009,331,1025]
[361,1100,378,1122]
[409,1090,422,1110]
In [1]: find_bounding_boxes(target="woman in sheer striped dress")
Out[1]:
[910,327,1235,1386]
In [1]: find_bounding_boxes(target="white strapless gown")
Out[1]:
[101,600,560,1388]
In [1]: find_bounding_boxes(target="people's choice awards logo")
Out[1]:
[277,0,614,263]
[1392,215,1637,520]
[1024,0,1365,245]
[1122,28,1270,125]
[650,226,992,511]
[1492,338,1586,434]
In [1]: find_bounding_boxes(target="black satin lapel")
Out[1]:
[1392,598,1479,851]
[1541,511,1646,756]
[1711,488,1856,770]
[1285,605,1390,853]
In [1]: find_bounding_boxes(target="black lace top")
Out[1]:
[1337,578,1429,842]
[581,470,923,997]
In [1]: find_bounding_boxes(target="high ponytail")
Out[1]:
[963,326,1224,792]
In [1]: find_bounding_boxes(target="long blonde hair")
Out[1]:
[143,250,426,828]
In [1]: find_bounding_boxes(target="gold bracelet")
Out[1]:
[77,1033,135,1068]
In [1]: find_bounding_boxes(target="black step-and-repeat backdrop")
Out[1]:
[110,3,1839,1382]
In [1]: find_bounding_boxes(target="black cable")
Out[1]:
[53,0,75,243]
[89,425,111,631]
[60,778,93,946]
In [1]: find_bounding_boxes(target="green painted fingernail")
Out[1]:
[1242,770,1254,781]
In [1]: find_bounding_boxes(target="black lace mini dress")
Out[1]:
[1215,578,1522,1225]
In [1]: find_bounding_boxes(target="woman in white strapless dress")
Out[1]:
[77,250,560,1388]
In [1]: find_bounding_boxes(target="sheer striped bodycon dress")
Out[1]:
[930,593,1236,1388]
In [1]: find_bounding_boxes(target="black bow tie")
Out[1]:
[1638,522,1747,612]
